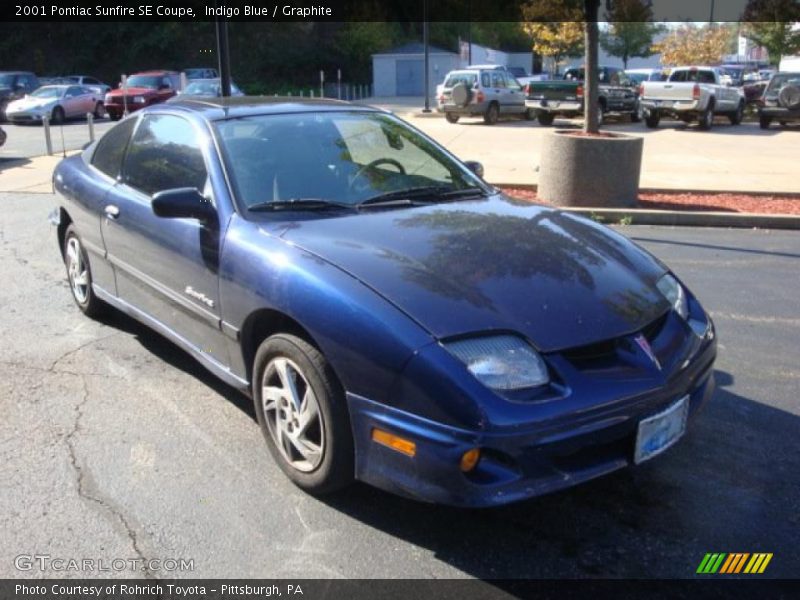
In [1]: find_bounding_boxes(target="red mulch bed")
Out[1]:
[500,187,800,215]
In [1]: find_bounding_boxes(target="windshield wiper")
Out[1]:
[358,185,487,209]
[247,198,354,212]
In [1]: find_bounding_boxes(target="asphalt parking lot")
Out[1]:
[1,190,798,579]
[0,119,114,160]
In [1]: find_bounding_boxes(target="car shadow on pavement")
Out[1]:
[0,157,31,171]
[318,370,800,579]
[96,308,256,421]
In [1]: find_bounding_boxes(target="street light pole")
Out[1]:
[423,0,431,112]
[215,0,232,97]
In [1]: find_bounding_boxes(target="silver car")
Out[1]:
[437,68,530,125]
[5,85,104,124]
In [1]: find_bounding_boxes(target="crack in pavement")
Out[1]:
[48,332,121,372]
[62,372,157,580]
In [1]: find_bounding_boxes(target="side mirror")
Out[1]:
[464,160,484,179]
[151,188,214,220]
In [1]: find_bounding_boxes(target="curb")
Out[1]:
[557,207,800,230]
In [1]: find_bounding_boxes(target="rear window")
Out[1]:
[444,72,477,88]
[767,74,800,92]
[670,70,716,83]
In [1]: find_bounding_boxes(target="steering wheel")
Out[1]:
[350,158,406,191]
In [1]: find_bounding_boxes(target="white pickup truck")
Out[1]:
[640,66,745,130]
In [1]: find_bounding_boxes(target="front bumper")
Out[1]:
[348,328,716,508]
[6,109,49,123]
[439,101,489,116]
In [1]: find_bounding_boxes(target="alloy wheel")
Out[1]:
[262,357,325,472]
[66,236,89,304]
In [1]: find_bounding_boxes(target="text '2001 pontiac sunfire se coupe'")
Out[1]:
[51,97,716,507]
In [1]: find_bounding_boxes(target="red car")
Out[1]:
[104,71,181,120]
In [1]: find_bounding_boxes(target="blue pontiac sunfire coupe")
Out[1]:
[52,97,716,507]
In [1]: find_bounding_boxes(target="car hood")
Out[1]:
[278,195,670,352]
[107,87,157,97]
[7,96,56,110]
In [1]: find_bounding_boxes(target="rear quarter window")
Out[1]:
[90,118,137,179]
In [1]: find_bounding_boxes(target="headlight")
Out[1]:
[132,96,146,104]
[104,93,113,103]
[656,273,689,320]
[443,335,549,391]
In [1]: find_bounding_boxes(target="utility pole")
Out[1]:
[215,0,232,97]
[422,0,431,112]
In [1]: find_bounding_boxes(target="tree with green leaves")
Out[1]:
[742,0,800,66]
[600,0,664,68]
[522,0,585,74]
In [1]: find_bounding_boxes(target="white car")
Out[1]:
[5,85,104,124]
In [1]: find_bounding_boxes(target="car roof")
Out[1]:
[0,71,35,75]
[131,70,180,76]
[162,96,382,121]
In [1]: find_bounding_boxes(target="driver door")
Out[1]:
[100,113,229,364]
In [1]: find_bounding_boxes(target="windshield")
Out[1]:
[215,111,487,211]
[125,75,161,89]
[444,72,477,88]
[767,74,800,92]
[31,86,63,98]
[184,81,219,95]
[0,74,16,86]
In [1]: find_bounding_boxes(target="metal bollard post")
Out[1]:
[310,90,314,98]
[43,115,53,156]
[87,113,95,143]
[300,90,304,97]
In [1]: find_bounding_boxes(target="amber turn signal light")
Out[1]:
[460,448,481,472]
[372,428,416,457]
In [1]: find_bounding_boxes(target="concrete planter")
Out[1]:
[538,130,643,208]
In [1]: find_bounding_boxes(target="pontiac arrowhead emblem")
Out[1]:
[634,334,661,370]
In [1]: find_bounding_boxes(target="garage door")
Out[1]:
[396,59,424,96]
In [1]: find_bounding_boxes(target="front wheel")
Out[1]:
[483,103,499,125]
[93,102,105,119]
[445,112,460,124]
[728,102,744,125]
[759,115,772,129]
[63,225,105,318]
[253,334,353,494]
[51,106,65,125]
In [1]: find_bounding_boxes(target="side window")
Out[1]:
[85,77,99,85]
[505,73,521,90]
[123,114,207,196]
[91,118,137,179]
[670,71,686,83]
[481,72,491,87]
[699,71,715,84]
[491,72,506,88]
[66,86,82,97]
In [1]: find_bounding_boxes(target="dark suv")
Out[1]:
[0,71,40,120]
[758,72,800,129]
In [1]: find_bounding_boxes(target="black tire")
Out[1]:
[630,101,642,123]
[63,224,105,318]
[483,102,499,125]
[445,112,460,124]
[537,112,555,126]
[698,102,714,130]
[524,108,536,121]
[779,121,789,127]
[252,334,354,495]
[728,101,744,125]
[93,102,105,119]
[759,115,772,130]
[109,113,121,122]
[51,106,65,125]
[645,112,660,128]
[596,103,605,127]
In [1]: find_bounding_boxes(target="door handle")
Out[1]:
[104,205,120,219]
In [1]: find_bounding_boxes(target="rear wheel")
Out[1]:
[445,113,460,124]
[483,102,499,125]
[93,102,105,119]
[537,112,555,126]
[252,334,353,494]
[630,101,643,123]
[644,111,660,128]
[759,114,772,129]
[63,225,105,318]
[109,112,121,121]
[51,106,65,125]
[698,103,714,130]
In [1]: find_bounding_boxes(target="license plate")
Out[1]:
[634,396,689,464]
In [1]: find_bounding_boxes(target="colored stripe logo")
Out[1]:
[697,553,773,574]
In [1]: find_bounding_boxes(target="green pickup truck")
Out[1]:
[524,66,641,126]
